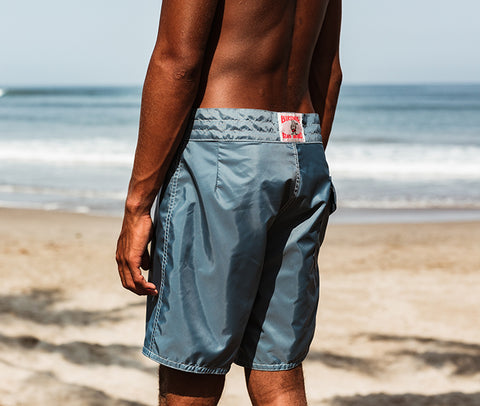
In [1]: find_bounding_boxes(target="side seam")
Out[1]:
[148,159,183,353]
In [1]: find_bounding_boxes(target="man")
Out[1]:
[116,0,342,404]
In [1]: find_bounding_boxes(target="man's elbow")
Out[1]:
[149,48,204,84]
[332,59,343,88]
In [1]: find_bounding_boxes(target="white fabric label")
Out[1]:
[277,113,305,142]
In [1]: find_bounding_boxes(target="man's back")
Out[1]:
[198,0,331,113]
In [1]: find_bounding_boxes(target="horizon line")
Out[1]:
[2,81,480,89]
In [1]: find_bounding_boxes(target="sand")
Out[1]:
[0,208,479,405]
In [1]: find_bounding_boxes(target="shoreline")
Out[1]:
[330,207,480,224]
[3,205,480,225]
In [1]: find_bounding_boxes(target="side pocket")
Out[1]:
[329,178,337,214]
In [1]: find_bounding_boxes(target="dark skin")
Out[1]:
[116,0,342,404]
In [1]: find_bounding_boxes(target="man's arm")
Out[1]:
[309,0,342,148]
[116,0,219,295]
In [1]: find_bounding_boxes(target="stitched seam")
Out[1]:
[235,357,304,369]
[292,143,301,197]
[149,160,183,352]
[214,142,220,191]
[143,348,228,374]
[247,360,301,367]
[275,144,299,217]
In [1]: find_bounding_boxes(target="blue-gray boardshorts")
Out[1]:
[143,108,336,375]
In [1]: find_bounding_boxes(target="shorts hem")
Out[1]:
[234,357,305,371]
[142,347,229,375]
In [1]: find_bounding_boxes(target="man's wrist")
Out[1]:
[124,198,152,217]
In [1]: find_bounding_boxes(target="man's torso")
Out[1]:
[197,0,331,113]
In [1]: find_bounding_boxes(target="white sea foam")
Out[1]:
[327,143,480,181]
[0,138,135,166]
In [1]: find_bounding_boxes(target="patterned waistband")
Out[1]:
[189,108,322,143]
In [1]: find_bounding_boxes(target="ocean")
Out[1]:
[0,84,479,218]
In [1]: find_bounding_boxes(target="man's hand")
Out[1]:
[116,212,158,296]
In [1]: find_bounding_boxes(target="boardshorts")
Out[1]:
[143,108,336,374]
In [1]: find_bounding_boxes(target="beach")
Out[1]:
[1,208,479,405]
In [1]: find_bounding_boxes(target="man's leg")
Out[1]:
[244,365,308,406]
[159,365,225,406]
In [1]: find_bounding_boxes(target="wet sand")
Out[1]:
[0,208,479,405]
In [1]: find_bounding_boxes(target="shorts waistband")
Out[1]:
[189,108,322,143]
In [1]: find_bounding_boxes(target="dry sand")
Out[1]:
[0,208,479,405]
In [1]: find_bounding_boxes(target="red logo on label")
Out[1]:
[278,113,305,142]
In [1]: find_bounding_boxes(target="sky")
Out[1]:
[1,0,480,86]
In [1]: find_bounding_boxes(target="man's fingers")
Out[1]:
[116,250,156,295]
[115,250,128,288]
[125,262,158,296]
